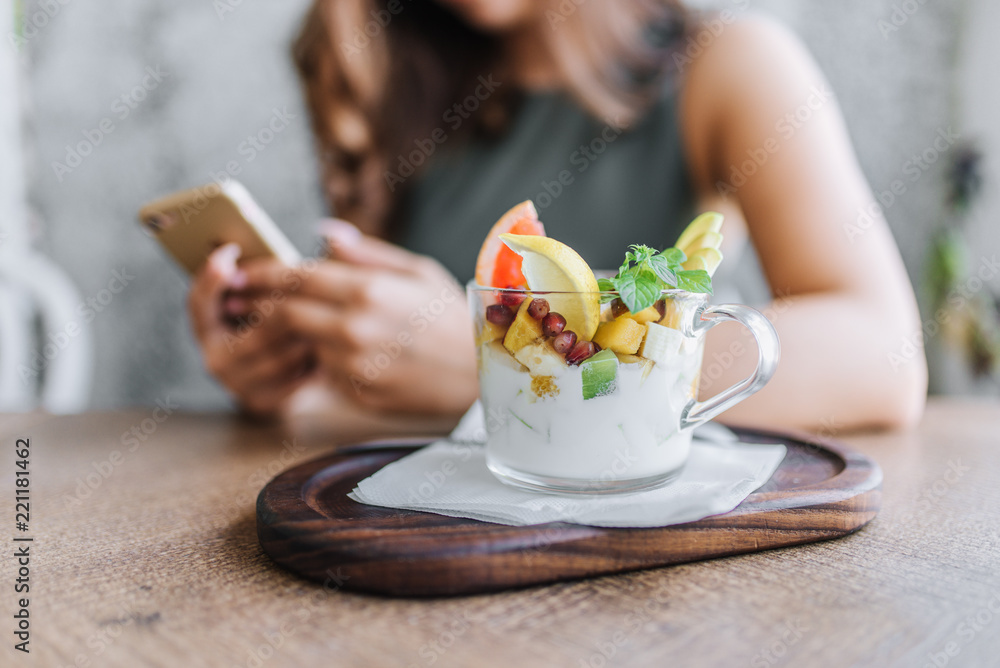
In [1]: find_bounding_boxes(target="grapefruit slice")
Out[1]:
[475,201,545,288]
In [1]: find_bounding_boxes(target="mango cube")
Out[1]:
[592,318,646,355]
[625,305,662,325]
[476,320,508,347]
[503,299,544,355]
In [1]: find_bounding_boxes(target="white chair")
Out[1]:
[0,5,92,413]
[0,251,93,413]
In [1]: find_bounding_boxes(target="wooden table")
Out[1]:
[1,398,998,667]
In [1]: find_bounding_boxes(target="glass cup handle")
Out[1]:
[679,304,781,430]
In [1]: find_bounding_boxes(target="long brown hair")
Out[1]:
[293,0,688,236]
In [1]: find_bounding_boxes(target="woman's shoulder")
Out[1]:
[680,14,821,115]
[679,14,833,187]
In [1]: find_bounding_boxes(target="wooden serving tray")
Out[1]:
[257,428,881,596]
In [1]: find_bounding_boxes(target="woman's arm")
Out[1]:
[681,16,927,431]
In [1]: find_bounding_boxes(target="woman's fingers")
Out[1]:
[223,293,249,318]
[224,338,314,389]
[272,298,372,351]
[188,243,242,340]
[239,220,440,305]
[204,310,301,375]
[187,246,325,416]
[239,258,369,306]
[208,336,315,416]
[320,218,431,275]
[237,371,312,417]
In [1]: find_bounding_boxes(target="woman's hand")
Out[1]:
[241,220,479,416]
[187,243,316,417]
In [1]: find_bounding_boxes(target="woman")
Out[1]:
[188,0,927,430]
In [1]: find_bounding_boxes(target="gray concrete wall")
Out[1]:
[20,0,324,409]
[9,0,998,409]
[960,0,1000,256]
[1,1,27,249]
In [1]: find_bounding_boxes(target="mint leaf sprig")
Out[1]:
[597,244,712,313]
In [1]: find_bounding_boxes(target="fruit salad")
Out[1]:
[470,202,726,493]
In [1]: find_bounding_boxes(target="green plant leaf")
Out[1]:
[658,247,686,266]
[615,271,660,313]
[614,272,637,309]
[604,229,716,311]
[633,276,663,312]
[675,269,713,294]
[647,254,678,286]
[597,277,619,303]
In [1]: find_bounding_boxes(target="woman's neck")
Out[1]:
[505,24,560,91]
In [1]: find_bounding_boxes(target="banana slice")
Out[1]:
[639,322,684,366]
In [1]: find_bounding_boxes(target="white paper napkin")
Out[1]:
[349,403,785,528]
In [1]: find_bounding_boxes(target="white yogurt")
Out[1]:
[478,341,703,484]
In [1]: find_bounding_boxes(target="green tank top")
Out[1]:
[397,85,696,282]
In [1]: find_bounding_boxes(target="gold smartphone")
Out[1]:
[138,179,301,274]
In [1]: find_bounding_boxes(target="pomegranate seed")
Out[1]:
[610,298,629,318]
[566,340,599,365]
[498,291,525,307]
[485,304,515,327]
[655,299,666,318]
[542,312,566,337]
[527,298,550,320]
[552,331,577,354]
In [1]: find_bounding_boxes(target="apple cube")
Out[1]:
[614,352,655,384]
[481,340,528,373]
[514,341,568,377]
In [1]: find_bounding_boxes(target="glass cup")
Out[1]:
[468,282,780,494]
